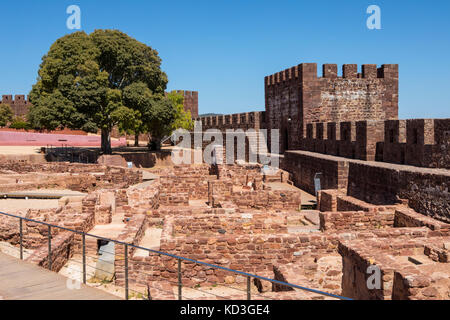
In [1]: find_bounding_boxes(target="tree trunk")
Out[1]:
[101,127,112,154]
[134,133,139,147]
[149,137,161,151]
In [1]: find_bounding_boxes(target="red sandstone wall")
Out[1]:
[282,151,349,195]
[265,63,398,153]
[347,162,450,223]
[1,94,30,117]
[320,211,394,231]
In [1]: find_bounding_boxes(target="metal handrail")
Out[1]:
[0,210,352,301]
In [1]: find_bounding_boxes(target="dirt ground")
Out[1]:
[0,146,43,155]
[0,199,60,211]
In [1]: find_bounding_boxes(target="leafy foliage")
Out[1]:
[9,117,31,130]
[28,30,171,153]
[167,91,194,131]
[0,104,13,127]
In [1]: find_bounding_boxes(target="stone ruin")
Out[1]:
[0,157,447,300]
[0,62,448,300]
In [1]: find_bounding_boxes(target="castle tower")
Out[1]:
[265,63,399,153]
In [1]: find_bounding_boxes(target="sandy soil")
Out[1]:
[0,199,60,211]
[0,242,33,259]
[134,228,162,257]
[6,189,86,196]
[0,146,43,155]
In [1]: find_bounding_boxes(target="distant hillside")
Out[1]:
[199,113,222,117]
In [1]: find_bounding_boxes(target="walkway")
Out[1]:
[0,252,120,300]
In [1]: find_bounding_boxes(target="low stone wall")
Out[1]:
[336,195,398,213]
[169,213,289,237]
[208,180,233,207]
[0,162,143,192]
[159,192,189,206]
[153,206,237,218]
[282,151,349,195]
[319,211,394,231]
[115,214,148,286]
[217,164,263,185]
[347,162,450,223]
[230,189,301,211]
[0,174,98,193]
[394,207,450,231]
[82,193,112,225]
[125,183,160,219]
[339,235,450,300]
[26,231,75,272]
[317,190,339,212]
[0,204,95,252]
[160,175,213,201]
[157,233,342,287]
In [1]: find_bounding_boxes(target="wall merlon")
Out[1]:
[362,64,378,79]
[340,122,356,142]
[2,95,13,104]
[343,64,358,79]
[306,123,316,139]
[378,64,399,80]
[217,115,224,126]
[316,123,326,140]
[322,64,338,79]
[299,63,318,80]
[327,122,338,141]
[406,119,435,146]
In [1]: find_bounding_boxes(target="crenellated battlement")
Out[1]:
[265,62,399,153]
[1,94,30,117]
[1,94,30,105]
[300,118,449,168]
[197,111,266,131]
[265,63,399,86]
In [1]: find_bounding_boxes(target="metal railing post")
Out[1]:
[82,233,86,284]
[19,218,23,260]
[178,259,182,300]
[125,244,129,300]
[48,225,52,270]
[247,276,251,300]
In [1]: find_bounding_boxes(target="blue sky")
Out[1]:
[0,0,449,118]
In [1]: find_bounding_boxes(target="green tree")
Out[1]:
[145,96,176,150]
[121,82,152,147]
[167,91,194,131]
[120,83,177,150]
[9,117,31,130]
[28,30,168,154]
[0,104,13,127]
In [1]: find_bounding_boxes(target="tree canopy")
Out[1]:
[28,30,174,153]
[167,91,194,132]
[0,104,13,127]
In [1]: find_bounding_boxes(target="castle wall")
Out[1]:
[1,94,30,118]
[199,111,265,131]
[178,90,199,118]
[264,63,399,153]
[296,118,449,169]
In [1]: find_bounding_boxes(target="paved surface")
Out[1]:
[0,252,120,300]
[0,131,126,147]
[267,182,317,206]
